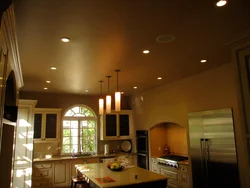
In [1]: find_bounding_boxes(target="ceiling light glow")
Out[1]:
[216,0,227,7]
[61,37,70,42]
[121,91,124,94]
[143,50,150,54]
[133,86,137,89]
[46,81,51,83]
[201,60,207,63]
[85,90,88,92]
[44,88,48,90]
[157,77,162,80]
[51,67,56,70]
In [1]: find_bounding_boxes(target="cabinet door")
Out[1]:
[119,114,129,136]
[34,114,42,139]
[105,114,117,136]
[45,114,57,138]
[53,161,69,187]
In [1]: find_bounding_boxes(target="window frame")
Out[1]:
[61,104,97,155]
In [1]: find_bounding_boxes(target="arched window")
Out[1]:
[62,105,97,154]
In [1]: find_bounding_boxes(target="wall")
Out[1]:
[150,123,188,157]
[132,63,247,186]
[19,91,132,156]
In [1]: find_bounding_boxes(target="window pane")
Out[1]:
[71,136,78,145]
[72,107,80,114]
[88,120,95,128]
[74,113,85,117]
[71,129,78,137]
[82,129,87,137]
[87,140,95,152]
[71,121,78,128]
[62,145,71,153]
[84,109,94,117]
[72,145,78,152]
[65,110,74,117]
[63,129,71,136]
[87,129,95,137]
[63,137,70,145]
[63,120,71,127]
[80,120,88,127]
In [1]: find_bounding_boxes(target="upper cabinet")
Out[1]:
[100,110,133,140]
[34,108,62,142]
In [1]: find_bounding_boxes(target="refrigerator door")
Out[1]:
[188,112,206,188]
[202,108,240,188]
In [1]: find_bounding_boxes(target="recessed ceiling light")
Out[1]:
[61,37,70,42]
[51,67,57,70]
[133,86,137,89]
[157,77,162,80]
[200,60,207,63]
[143,50,150,54]
[44,88,48,90]
[216,0,227,7]
[85,90,89,92]
[46,81,51,83]
[121,91,124,94]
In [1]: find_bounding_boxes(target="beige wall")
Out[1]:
[132,63,247,186]
[150,123,188,157]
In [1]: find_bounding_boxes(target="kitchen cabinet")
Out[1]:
[34,108,61,142]
[179,164,189,188]
[53,161,70,187]
[151,158,160,174]
[32,162,52,187]
[100,110,133,140]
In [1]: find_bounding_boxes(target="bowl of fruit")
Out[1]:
[107,162,124,171]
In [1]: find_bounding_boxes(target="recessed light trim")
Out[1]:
[44,88,48,90]
[46,81,51,83]
[157,77,162,80]
[133,86,137,89]
[143,50,150,54]
[201,60,207,63]
[61,37,70,42]
[51,67,57,70]
[121,91,124,94]
[216,0,227,7]
[85,90,89,92]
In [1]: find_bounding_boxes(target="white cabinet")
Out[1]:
[53,161,70,187]
[13,100,37,188]
[32,163,52,187]
[34,108,61,142]
[100,110,133,140]
[151,158,160,174]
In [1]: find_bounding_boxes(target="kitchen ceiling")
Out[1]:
[13,0,250,96]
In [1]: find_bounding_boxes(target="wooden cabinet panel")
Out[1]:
[53,161,69,187]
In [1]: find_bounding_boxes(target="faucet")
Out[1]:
[72,149,75,157]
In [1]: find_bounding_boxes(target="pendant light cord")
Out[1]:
[99,81,103,97]
[106,76,111,94]
[115,70,120,91]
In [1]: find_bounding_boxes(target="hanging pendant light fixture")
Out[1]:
[216,0,227,7]
[106,76,112,113]
[99,81,104,115]
[115,70,121,111]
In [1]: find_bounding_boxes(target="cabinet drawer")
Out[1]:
[33,178,50,187]
[161,168,178,181]
[179,173,189,184]
[83,158,99,163]
[152,158,158,164]
[34,163,52,169]
[34,169,51,177]
[180,165,188,173]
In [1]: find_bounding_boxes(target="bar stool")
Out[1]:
[71,176,88,188]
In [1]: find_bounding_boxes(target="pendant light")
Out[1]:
[106,76,112,113]
[99,81,104,115]
[216,0,227,7]
[115,70,121,111]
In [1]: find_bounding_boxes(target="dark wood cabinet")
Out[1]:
[119,114,130,136]
[105,114,117,136]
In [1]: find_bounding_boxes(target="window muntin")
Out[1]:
[62,105,96,154]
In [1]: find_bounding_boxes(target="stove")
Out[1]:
[157,155,188,169]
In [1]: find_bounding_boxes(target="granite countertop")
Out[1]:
[76,163,168,188]
[33,152,136,162]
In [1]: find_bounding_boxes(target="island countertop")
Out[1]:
[76,163,168,188]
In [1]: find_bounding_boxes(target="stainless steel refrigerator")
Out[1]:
[188,108,240,188]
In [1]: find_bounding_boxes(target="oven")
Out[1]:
[137,153,149,170]
[136,130,148,154]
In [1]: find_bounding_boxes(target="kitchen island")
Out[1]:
[76,163,168,188]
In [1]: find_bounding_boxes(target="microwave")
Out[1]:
[136,130,148,154]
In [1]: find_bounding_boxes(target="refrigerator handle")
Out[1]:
[200,138,205,169]
[204,138,209,181]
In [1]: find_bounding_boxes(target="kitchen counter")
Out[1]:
[76,163,168,188]
[178,160,189,165]
[33,152,135,162]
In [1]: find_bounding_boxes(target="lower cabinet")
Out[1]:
[53,161,70,187]
[32,163,53,187]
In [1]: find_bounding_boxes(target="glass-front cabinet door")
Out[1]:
[105,114,117,137]
[119,114,130,136]
[33,108,61,142]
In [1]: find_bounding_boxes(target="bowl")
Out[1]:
[107,165,124,171]
[107,162,124,171]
